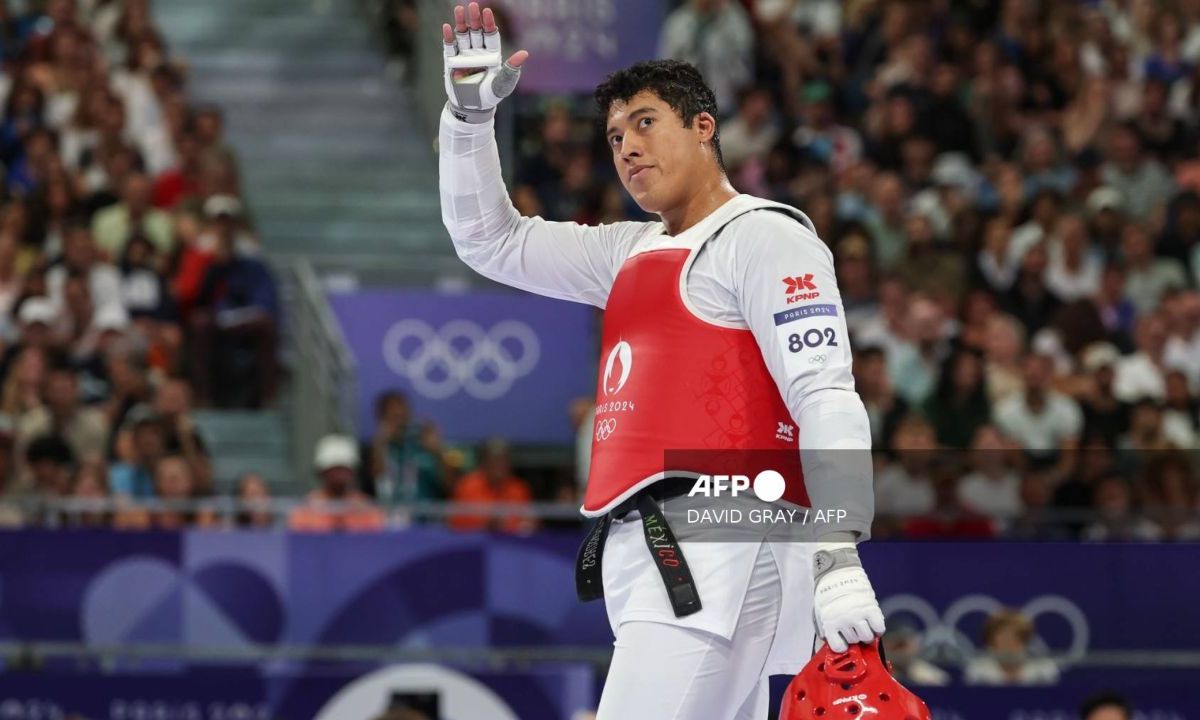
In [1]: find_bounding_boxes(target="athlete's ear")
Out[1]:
[693,111,717,146]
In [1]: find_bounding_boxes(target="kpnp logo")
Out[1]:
[603,340,633,395]
[783,274,820,303]
[776,422,795,442]
[689,470,787,502]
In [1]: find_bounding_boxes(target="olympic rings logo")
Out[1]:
[880,593,1090,663]
[382,319,541,400]
[595,418,618,441]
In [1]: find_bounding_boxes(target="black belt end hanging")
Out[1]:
[637,493,702,617]
[576,514,610,603]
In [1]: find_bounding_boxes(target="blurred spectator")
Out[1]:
[0,415,20,527]
[1077,343,1131,447]
[91,172,174,258]
[964,608,1060,685]
[119,233,175,321]
[721,87,779,171]
[1162,369,1199,443]
[852,346,906,449]
[188,197,279,408]
[1113,314,1170,402]
[1120,399,1185,452]
[68,458,110,529]
[887,295,950,406]
[904,459,997,539]
[992,353,1082,470]
[108,413,165,499]
[1,346,46,418]
[46,222,121,314]
[24,434,75,507]
[982,313,1027,403]
[1101,123,1175,222]
[365,390,444,506]
[854,275,908,358]
[658,0,754,113]
[881,624,949,687]
[151,454,211,530]
[17,367,109,473]
[290,435,385,533]
[1120,224,1186,316]
[923,348,990,449]
[235,472,274,529]
[1080,692,1133,720]
[874,413,937,521]
[450,438,535,534]
[1045,213,1103,301]
[1140,453,1200,540]
[1002,239,1061,335]
[1009,472,1071,541]
[957,425,1022,521]
[151,377,212,495]
[1083,472,1162,541]
[834,231,878,333]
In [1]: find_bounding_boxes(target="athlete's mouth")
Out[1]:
[629,165,653,181]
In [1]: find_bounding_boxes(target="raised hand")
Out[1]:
[442,2,529,122]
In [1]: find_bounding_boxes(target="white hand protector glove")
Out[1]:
[813,543,886,653]
[442,3,525,123]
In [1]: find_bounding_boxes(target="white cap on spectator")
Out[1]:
[932,152,978,195]
[93,303,130,333]
[1086,186,1125,217]
[314,434,359,471]
[204,194,243,219]
[18,297,57,326]
[1082,342,1121,372]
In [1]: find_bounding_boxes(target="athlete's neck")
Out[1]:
[659,176,738,236]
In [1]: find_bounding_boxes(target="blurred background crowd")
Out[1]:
[3,0,1200,543]
[492,0,1200,541]
[0,0,281,528]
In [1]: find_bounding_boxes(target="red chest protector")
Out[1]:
[582,197,812,516]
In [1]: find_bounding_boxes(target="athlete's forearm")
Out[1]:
[438,105,650,307]
[796,387,875,540]
[438,104,522,271]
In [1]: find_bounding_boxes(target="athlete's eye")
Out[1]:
[639,117,653,129]
[609,134,622,148]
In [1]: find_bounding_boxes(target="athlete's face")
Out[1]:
[605,91,718,215]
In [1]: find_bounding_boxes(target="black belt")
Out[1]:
[575,478,702,618]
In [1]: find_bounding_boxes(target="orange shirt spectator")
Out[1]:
[449,439,535,533]
[289,435,386,533]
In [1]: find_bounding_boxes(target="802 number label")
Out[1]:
[788,327,838,353]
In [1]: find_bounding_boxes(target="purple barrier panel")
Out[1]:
[4,530,1200,662]
[328,289,598,444]
[0,663,595,720]
[498,0,666,93]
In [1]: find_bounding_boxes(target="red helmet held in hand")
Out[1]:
[779,640,931,720]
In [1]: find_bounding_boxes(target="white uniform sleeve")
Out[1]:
[728,210,875,539]
[438,105,649,308]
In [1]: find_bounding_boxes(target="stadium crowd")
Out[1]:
[0,0,281,529]
[6,0,1200,541]
[496,0,1200,540]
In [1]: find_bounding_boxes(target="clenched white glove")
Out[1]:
[442,2,527,123]
[813,542,886,653]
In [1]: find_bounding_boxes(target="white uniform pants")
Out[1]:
[595,542,783,720]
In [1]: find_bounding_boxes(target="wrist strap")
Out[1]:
[447,102,495,125]
[813,547,862,584]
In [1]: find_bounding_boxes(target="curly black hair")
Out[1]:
[594,60,724,172]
